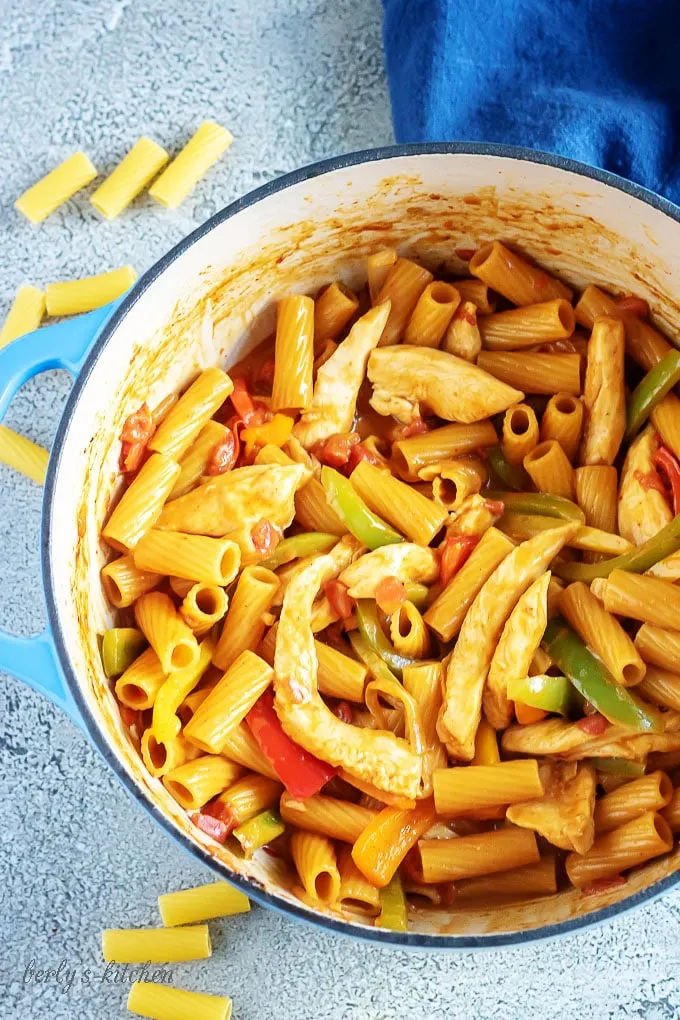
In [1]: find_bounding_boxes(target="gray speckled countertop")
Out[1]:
[1,2,680,1018]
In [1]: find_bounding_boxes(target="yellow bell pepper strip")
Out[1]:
[589,758,646,778]
[554,514,680,582]
[260,532,337,570]
[101,628,147,677]
[487,444,530,491]
[375,873,408,931]
[233,808,285,858]
[507,673,574,716]
[542,619,662,732]
[625,350,680,440]
[353,799,437,888]
[356,599,416,677]
[472,718,500,765]
[487,490,585,523]
[241,413,294,457]
[320,466,403,549]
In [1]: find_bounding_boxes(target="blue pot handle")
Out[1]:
[0,298,123,728]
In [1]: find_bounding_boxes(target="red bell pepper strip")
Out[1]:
[323,579,355,619]
[652,446,680,515]
[440,535,478,588]
[230,377,266,425]
[246,690,337,798]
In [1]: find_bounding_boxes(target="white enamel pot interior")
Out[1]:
[45,145,680,948]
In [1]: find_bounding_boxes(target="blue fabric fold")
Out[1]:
[382,0,680,204]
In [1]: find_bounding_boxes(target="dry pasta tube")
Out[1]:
[149,368,234,462]
[442,301,482,361]
[420,827,540,883]
[390,601,431,658]
[102,453,180,551]
[433,760,543,816]
[374,257,433,346]
[337,846,381,917]
[634,625,680,673]
[0,285,44,347]
[352,799,437,887]
[479,299,575,349]
[163,756,243,811]
[314,281,359,345]
[127,982,232,1020]
[116,648,166,710]
[350,459,447,545]
[209,774,282,829]
[561,581,646,687]
[477,351,581,396]
[184,650,273,753]
[580,316,626,466]
[469,241,572,306]
[101,554,163,609]
[650,392,680,460]
[168,420,229,500]
[91,137,169,218]
[133,530,240,586]
[603,571,680,631]
[540,394,584,463]
[280,790,377,842]
[259,624,367,702]
[0,426,48,484]
[594,772,673,835]
[502,404,539,465]
[212,565,279,671]
[102,925,211,963]
[574,284,670,372]
[151,636,215,742]
[159,881,250,926]
[272,295,314,412]
[424,527,515,641]
[149,120,233,209]
[661,790,680,832]
[455,857,558,903]
[392,421,498,478]
[136,591,200,673]
[404,280,460,347]
[565,811,673,888]
[290,831,341,905]
[15,151,97,223]
[141,730,193,778]
[523,440,575,500]
[45,266,136,316]
[454,278,497,314]
[637,666,680,713]
[180,583,229,636]
[368,248,398,303]
[219,721,278,779]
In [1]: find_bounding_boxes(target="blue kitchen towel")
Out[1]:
[382,0,680,204]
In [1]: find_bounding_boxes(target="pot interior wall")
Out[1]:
[49,152,680,938]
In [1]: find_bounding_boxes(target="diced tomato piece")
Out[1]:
[313,432,361,469]
[347,442,385,472]
[120,403,155,473]
[617,295,649,318]
[120,441,148,474]
[483,499,506,517]
[342,612,358,632]
[323,579,355,619]
[636,469,668,496]
[192,812,231,844]
[119,705,140,729]
[577,713,608,735]
[205,430,238,475]
[331,701,354,725]
[453,304,477,326]
[437,883,457,908]
[201,798,233,825]
[653,446,680,515]
[251,519,281,556]
[581,875,627,896]
[401,848,424,883]
[455,249,476,261]
[375,576,408,615]
[440,534,478,588]
[389,417,430,443]
[255,357,276,393]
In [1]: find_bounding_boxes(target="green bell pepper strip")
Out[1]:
[320,466,403,550]
[542,619,662,733]
[554,513,680,582]
[405,583,429,610]
[355,599,417,677]
[588,758,646,778]
[375,873,408,932]
[101,628,147,678]
[349,630,400,687]
[487,445,531,491]
[506,674,574,716]
[260,531,337,570]
[233,809,285,858]
[486,490,585,523]
[625,349,680,440]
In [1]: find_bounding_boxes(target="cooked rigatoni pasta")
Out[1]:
[389,601,431,658]
[425,457,488,510]
[454,857,558,903]
[637,665,680,712]
[280,790,376,842]
[523,440,575,500]
[212,565,279,671]
[103,453,180,551]
[101,554,163,609]
[133,530,240,585]
[169,420,230,500]
[337,846,381,916]
[392,421,498,479]
[580,316,626,466]
[135,591,200,673]
[565,812,673,888]
[662,790,680,832]
[404,280,460,347]
[469,241,572,306]
[453,278,496,314]
[208,773,282,828]
[90,137,169,219]
[259,623,367,701]
[159,881,250,926]
[574,283,670,372]
[634,624,680,674]
[149,368,234,461]
[184,651,273,753]
[0,426,49,484]
[350,459,447,544]
[272,295,314,412]
[163,756,243,811]
[115,648,166,710]
[179,583,229,635]
[479,299,575,349]
[15,151,97,223]
[127,982,232,1020]
[314,282,359,345]
[603,570,680,630]
[141,730,193,778]
[290,831,341,905]
[255,442,346,535]
[593,772,673,834]
[433,760,544,816]
[151,637,214,741]
[148,120,233,209]
[374,257,433,346]
[420,828,540,883]
[102,925,211,963]
[45,265,137,316]
[502,403,539,465]
[0,284,44,347]
[367,248,397,303]
[477,351,581,395]
[540,394,583,463]
[650,392,680,460]
[217,721,278,780]
[560,581,646,686]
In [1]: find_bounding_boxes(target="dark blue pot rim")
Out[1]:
[42,143,680,950]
